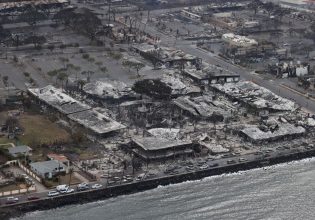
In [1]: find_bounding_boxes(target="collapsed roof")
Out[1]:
[147,128,180,140]
[28,85,125,135]
[212,81,296,111]
[173,95,231,119]
[184,64,240,81]
[83,79,133,100]
[161,72,201,95]
[68,109,126,134]
[28,85,90,115]
[241,123,305,142]
[132,137,192,151]
[132,44,198,61]
[0,0,69,12]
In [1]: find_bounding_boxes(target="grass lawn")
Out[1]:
[18,114,71,146]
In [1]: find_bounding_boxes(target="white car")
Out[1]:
[56,184,69,193]
[66,188,75,193]
[6,196,19,204]
[199,164,209,170]
[77,182,90,191]
[91,183,102,189]
[48,191,60,197]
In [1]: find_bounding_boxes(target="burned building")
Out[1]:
[0,0,70,13]
[161,72,201,97]
[211,81,296,114]
[172,95,232,121]
[240,123,306,144]
[82,79,136,103]
[183,65,240,85]
[131,43,202,69]
[28,85,125,137]
[130,137,194,161]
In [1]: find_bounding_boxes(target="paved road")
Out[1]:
[138,21,315,113]
[1,143,314,207]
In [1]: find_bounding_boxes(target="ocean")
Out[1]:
[15,158,315,220]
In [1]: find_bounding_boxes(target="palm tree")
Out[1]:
[77,79,86,90]
[68,167,74,187]
[57,72,68,90]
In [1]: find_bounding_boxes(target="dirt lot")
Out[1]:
[0,182,24,192]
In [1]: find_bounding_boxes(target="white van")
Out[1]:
[56,184,69,193]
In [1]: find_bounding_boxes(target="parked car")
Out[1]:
[91,184,102,189]
[199,164,209,170]
[56,184,69,193]
[66,188,75,193]
[77,182,90,191]
[135,174,145,181]
[47,191,60,197]
[239,158,247,162]
[27,196,40,201]
[227,160,236,164]
[6,196,19,204]
[209,163,219,167]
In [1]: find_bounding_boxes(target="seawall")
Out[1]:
[1,148,315,219]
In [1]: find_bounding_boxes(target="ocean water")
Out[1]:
[15,158,315,220]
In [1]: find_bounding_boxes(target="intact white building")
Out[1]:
[222,33,258,47]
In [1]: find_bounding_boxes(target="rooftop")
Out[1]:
[241,123,305,141]
[0,0,69,11]
[147,128,180,140]
[184,64,240,80]
[173,95,231,119]
[132,44,198,61]
[29,85,125,135]
[222,33,258,47]
[132,137,192,151]
[30,160,66,174]
[8,145,32,156]
[212,81,296,111]
[47,153,69,163]
[28,85,90,115]
[68,109,126,135]
[161,71,201,95]
[83,79,133,100]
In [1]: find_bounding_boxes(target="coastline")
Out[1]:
[1,147,315,220]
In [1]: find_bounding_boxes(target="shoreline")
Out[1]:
[1,148,315,220]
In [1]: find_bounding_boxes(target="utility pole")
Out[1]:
[108,0,111,23]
